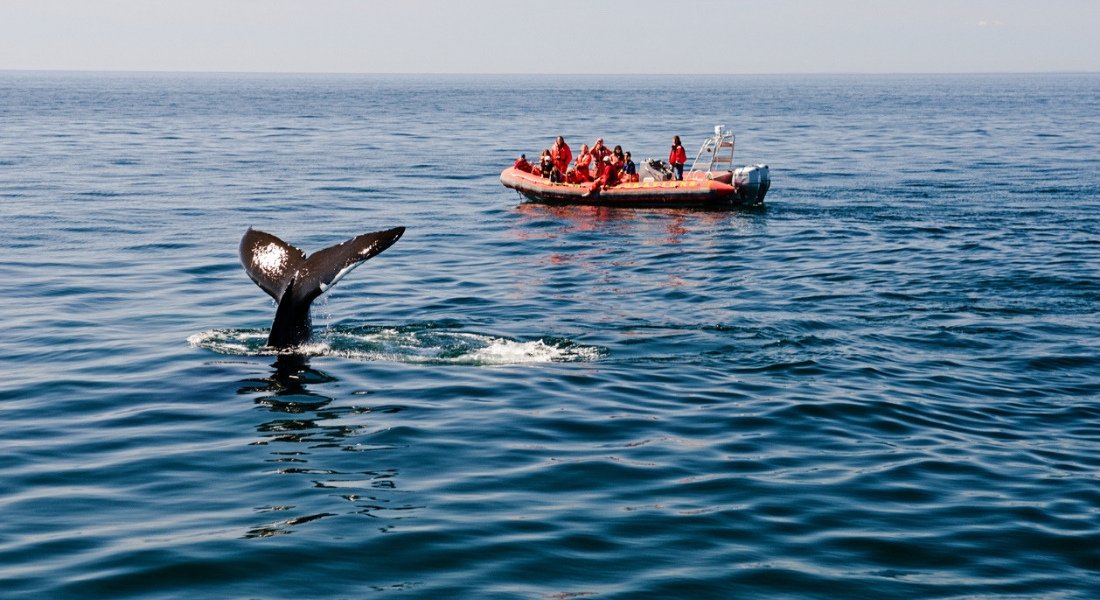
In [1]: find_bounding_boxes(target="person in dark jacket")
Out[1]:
[539,149,554,178]
[623,151,637,182]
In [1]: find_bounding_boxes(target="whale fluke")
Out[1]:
[240,226,405,349]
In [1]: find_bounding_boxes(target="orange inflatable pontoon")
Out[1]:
[501,126,770,209]
[500,167,748,208]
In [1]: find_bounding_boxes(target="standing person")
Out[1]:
[550,136,572,175]
[669,135,687,180]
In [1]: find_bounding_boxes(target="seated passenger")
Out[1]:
[610,145,625,173]
[573,144,593,182]
[539,149,554,179]
[590,138,611,166]
[514,153,532,173]
[622,152,638,182]
[586,155,620,196]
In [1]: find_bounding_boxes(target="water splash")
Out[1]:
[188,324,604,365]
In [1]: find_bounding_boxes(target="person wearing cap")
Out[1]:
[514,153,533,173]
[587,153,621,196]
[583,156,608,197]
[539,149,554,179]
[604,154,621,187]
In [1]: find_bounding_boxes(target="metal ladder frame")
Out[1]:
[689,126,736,174]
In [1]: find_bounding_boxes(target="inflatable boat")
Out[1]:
[501,126,770,208]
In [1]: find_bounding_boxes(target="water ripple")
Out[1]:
[2,72,1099,598]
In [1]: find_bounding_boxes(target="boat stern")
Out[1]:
[733,164,770,205]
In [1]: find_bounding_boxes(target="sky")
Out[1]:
[2,0,1098,74]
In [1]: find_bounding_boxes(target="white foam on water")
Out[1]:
[189,327,604,365]
[187,329,270,355]
[465,337,601,365]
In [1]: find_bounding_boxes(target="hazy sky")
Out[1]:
[3,0,1098,74]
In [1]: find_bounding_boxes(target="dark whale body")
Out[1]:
[239,227,404,349]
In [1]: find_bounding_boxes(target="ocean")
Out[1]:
[1,71,1098,598]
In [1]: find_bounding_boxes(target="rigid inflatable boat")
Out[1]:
[502,126,770,208]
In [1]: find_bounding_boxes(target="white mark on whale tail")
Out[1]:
[253,242,288,276]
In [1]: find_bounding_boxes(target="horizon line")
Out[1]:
[2,68,1098,78]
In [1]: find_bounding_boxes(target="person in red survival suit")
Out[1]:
[550,136,572,176]
[590,137,611,166]
[669,135,688,180]
[514,153,533,173]
[572,144,593,183]
[585,154,621,196]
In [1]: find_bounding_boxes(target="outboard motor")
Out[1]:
[640,158,674,182]
[733,164,771,204]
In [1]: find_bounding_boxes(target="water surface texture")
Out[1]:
[2,73,1099,598]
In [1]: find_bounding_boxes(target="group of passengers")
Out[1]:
[515,135,691,193]
[514,136,641,192]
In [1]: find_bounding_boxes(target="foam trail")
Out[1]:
[189,327,604,365]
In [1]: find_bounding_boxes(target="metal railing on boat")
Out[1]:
[690,125,736,175]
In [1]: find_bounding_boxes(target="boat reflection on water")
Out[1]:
[508,202,770,301]
[508,204,718,303]
[512,202,740,243]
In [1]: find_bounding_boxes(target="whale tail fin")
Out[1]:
[239,227,405,348]
[239,228,308,302]
[290,227,405,306]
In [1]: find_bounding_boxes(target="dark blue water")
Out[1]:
[2,72,1099,598]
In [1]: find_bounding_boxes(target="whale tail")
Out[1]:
[239,226,405,348]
